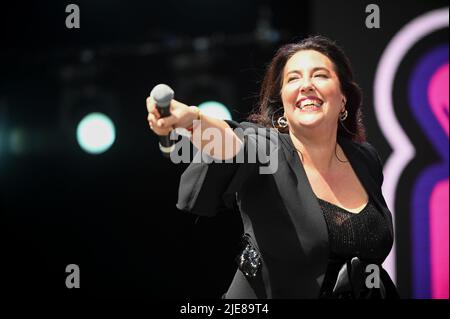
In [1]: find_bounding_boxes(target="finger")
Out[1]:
[146,96,161,118]
[147,113,156,130]
[148,113,154,125]
[148,113,156,125]
[146,96,154,113]
[157,114,177,128]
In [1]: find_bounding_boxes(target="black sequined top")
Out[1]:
[317,197,392,298]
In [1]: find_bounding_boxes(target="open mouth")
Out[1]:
[296,98,324,111]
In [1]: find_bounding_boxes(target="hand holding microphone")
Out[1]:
[146,84,201,156]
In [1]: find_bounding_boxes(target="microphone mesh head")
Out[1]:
[151,84,174,107]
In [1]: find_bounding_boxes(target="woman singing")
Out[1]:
[146,35,399,299]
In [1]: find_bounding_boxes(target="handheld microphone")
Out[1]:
[150,84,176,157]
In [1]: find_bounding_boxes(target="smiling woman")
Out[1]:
[249,36,365,143]
[282,50,344,130]
[147,35,399,299]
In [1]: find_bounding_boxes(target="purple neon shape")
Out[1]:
[408,44,448,299]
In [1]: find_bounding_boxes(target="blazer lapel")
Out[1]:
[273,133,330,291]
[338,136,379,204]
[338,136,394,238]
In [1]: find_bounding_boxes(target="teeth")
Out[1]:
[298,99,323,108]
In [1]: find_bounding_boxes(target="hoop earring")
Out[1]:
[271,107,288,130]
[277,115,288,128]
[338,103,357,137]
[339,109,348,121]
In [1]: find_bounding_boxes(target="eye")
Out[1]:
[287,76,299,82]
[314,73,328,78]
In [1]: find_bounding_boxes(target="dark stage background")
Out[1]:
[1,0,448,299]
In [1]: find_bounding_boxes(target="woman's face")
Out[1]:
[280,50,346,132]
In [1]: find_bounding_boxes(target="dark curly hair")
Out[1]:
[248,35,366,142]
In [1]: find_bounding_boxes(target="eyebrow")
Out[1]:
[285,67,331,75]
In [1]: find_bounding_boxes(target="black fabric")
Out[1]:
[176,120,398,298]
[318,198,392,263]
[317,198,395,298]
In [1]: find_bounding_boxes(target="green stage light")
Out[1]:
[198,101,232,120]
[76,112,115,154]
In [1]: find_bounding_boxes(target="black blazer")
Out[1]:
[176,120,396,298]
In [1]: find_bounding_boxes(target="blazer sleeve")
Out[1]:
[176,120,265,217]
